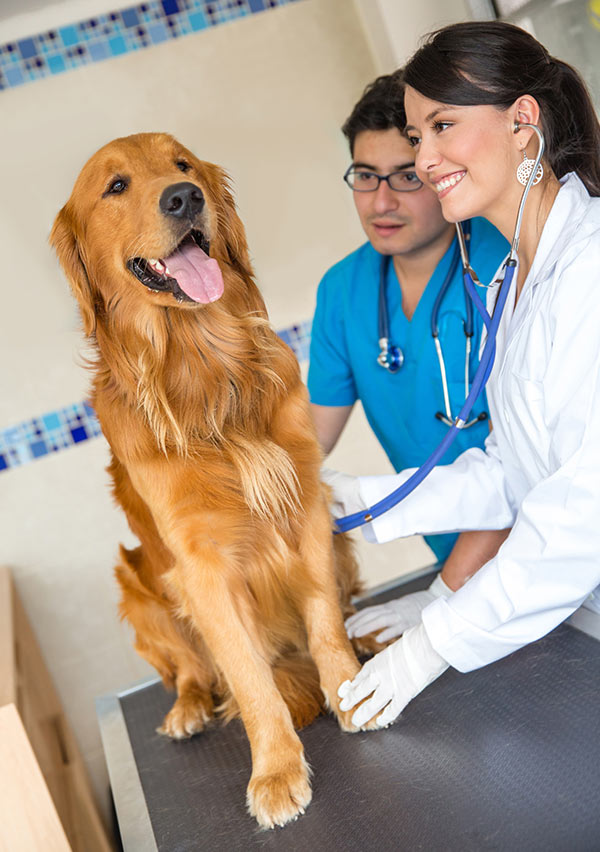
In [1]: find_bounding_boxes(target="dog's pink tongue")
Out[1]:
[164,242,224,303]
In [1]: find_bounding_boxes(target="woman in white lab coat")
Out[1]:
[333,21,600,728]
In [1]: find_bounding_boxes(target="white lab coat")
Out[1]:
[359,173,600,672]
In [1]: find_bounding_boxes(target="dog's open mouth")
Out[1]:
[127,230,224,304]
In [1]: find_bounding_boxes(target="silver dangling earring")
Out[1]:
[516,149,543,186]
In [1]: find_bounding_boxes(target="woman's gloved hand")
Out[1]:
[321,468,366,519]
[345,573,452,644]
[338,622,449,728]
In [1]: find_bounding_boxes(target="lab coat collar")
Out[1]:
[524,173,591,290]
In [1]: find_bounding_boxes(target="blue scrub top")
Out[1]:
[308,217,509,563]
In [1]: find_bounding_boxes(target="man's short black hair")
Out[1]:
[342,70,406,156]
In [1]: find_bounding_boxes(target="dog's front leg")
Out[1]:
[297,501,377,732]
[166,546,312,828]
[129,464,312,827]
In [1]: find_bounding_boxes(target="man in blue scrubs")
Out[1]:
[308,72,510,619]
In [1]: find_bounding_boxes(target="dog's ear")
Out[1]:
[50,205,97,337]
[221,186,253,280]
[207,166,254,282]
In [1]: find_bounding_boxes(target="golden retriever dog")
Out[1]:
[51,133,376,828]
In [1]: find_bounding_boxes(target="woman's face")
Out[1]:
[404,86,521,228]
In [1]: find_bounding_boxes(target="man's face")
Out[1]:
[351,128,452,257]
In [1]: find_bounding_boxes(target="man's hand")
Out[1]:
[338,623,448,728]
[345,574,452,644]
[321,468,366,519]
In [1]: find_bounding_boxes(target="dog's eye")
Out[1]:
[176,160,191,173]
[105,177,129,196]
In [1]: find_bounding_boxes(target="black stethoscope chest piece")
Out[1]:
[377,221,486,428]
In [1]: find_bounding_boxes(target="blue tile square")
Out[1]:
[70,426,88,443]
[148,23,168,43]
[5,66,24,86]
[247,0,265,10]
[89,41,109,61]
[48,54,66,73]
[109,36,127,55]
[59,26,79,47]
[0,454,7,472]
[17,38,37,59]
[30,440,48,458]
[1,426,21,446]
[42,412,61,431]
[161,0,180,14]
[189,10,207,29]
[121,8,140,27]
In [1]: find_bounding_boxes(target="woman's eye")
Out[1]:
[433,121,452,133]
[106,178,128,195]
[176,160,190,172]
[407,135,420,148]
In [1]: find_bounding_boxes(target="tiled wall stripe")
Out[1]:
[0,0,303,91]
[0,319,311,473]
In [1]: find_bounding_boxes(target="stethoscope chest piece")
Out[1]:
[377,337,404,372]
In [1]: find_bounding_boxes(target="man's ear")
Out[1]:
[50,205,96,337]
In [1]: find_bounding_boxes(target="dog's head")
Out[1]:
[51,133,253,335]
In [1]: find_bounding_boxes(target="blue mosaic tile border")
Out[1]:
[277,318,311,365]
[0,0,303,91]
[0,319,312,473]
[0,401,103,472]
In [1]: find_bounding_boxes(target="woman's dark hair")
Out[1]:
[342,71,406,155]
[403,21,600,197]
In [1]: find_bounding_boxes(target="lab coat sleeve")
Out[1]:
[422,249,600,671]
[358,427,518,544]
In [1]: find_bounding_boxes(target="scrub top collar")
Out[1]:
[386,232,459,341]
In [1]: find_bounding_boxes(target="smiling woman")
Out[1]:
[326,20,600,731]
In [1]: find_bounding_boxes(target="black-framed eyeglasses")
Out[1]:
[343,166,423,193]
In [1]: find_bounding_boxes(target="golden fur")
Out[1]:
[51,132,375,829]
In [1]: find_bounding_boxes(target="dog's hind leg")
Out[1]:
[115,545,216,737]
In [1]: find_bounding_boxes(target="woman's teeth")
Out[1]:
[435,172,465,193]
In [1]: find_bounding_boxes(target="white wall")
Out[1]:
[0,0,473,825]
[355,0,469,73]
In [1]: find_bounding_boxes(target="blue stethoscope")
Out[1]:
[335,122,545,534]
[377,219,488,430]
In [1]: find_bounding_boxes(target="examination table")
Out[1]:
[97,567,600,851]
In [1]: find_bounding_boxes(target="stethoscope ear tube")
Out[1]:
[334,261,516,534]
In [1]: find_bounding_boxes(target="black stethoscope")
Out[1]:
[377,218,487,429]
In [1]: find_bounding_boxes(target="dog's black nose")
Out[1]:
[160,182,205,220]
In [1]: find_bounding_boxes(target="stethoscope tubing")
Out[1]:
[334,260,516,534]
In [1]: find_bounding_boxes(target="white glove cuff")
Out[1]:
[402,623,449,692]
[429,573,453,599]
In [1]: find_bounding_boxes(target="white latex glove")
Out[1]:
[345,574,452,644]
[321,468,366,519]
[338,622,449,728]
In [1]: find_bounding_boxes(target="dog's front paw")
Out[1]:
[157,688,214,739]
[246,757,312,829]
[333,699,381,733]
[350,631,392,656]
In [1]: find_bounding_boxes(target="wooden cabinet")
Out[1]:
[0,565,113,852]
